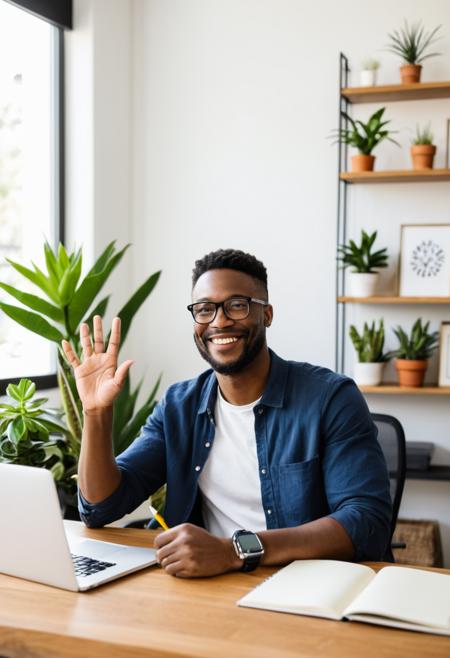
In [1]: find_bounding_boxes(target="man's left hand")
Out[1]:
[153,523,241,577]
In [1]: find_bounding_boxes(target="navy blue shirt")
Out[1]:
[79,350,392,560]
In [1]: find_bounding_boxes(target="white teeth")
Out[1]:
[211,337,239,345]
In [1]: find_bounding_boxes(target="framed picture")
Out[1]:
[446,118,450,169]
[398,224,450,297]
[438,322,450,386]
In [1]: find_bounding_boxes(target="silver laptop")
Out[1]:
[0,463,157,591]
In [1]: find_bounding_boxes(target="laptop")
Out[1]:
[0,463,157,591]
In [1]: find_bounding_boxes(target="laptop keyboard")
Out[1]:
[71,553,117,577]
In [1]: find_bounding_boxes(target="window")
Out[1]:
[0,0,67,392]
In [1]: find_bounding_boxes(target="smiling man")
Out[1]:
[64,249,392,578]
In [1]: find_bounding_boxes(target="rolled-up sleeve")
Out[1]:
[78,398,167,527]
[321,381,392,561]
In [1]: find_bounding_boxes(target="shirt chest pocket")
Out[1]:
[276,457,326,526]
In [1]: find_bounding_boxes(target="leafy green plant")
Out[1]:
[349,319,389,363]
[361,58,380,71]
[0,241,161,457]
[386,21,442,65]
[0,379,76,493]
[337,230,388,273]
[412,123,434,145]
[331,107,399,156]
[389,318,439,360]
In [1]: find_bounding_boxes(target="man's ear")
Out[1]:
[264,304,273,328]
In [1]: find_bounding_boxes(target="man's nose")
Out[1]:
[210,305,234,328]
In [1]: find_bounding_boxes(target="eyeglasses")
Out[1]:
[187,296,268,324]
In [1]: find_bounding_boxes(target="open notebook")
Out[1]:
[238,560,450,636]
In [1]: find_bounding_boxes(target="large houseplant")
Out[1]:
[389,318,439,387]
[332,107,399,172]
[337,229,388,296]
[386,21,442,84]
[349,319,389,386]
[0,242,161,511]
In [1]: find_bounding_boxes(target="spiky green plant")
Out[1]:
[386,21,442,65]
[337,230,388,273]
[0,379,76,492]
[331,107,399,156]
[0,242,161,458]
[349,319,389,363]
[361,58,380,71]
[390,318,439,360]
[412,123,434,145]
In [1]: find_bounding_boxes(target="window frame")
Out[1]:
[0,20,65,395]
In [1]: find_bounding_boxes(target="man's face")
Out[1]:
[191,268,273,375]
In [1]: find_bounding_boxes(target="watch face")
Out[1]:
[238,533,262,554]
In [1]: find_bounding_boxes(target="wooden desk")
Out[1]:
[0,521,448,658]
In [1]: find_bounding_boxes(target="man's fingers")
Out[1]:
[114,360,134,388]
[93,315,104,353]
[107,316,121,356]
[61,340,80,368]
[79,323,93,358]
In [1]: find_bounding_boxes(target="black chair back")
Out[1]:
[371,413,407,561]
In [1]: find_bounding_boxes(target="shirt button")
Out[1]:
[195,465,201,472]
[267,509,272,515]
[205,442,211,448]
[261,468,267,475]
[258,407,264,415]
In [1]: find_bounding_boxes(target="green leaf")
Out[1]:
[67,244,130,332]
[8,416,27,445]
[44,241,61,288]
[18,379,36,401]
[5,258,58,303]
[0,282,64,323]
[0,302,65,343]
[5,383,21,402]
[114,271,161,348]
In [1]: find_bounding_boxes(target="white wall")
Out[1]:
[68,0,450,563]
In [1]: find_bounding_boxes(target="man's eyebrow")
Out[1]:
[192,294,249,303]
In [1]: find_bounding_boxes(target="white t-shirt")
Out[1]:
[197,388,267,537]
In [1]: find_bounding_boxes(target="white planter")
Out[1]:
[348,272,379,297]
[360,69,377,86]
[353,362,384,386]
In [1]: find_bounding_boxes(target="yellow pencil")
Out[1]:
[148,504,170,531]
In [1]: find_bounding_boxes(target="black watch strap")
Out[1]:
[240,553,262,572]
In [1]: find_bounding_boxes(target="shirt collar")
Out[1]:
[197,348,288,415]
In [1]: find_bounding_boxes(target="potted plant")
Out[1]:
[349,319,389,386]
[360,58,380,87]
[337,229,389,296]
[0,242,163,514]
[0,378,79,516]
[389,318,439,387]
[411,123,436,169]
[386,21,442,84]
[332,107,399,172]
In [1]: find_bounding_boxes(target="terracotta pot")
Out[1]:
[351,154,375,172]
[395,359,428,387]
[400,64,422,84]
[411,144,436,169]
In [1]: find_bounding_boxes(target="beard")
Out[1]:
[194,328,266,375]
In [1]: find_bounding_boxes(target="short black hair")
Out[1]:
[192,249,268,294]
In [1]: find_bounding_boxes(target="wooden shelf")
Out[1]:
[407,465,450,481]
[341,81,450,104]
[340,169,450,184]
[338,296,450,304]
[359,384,450,395]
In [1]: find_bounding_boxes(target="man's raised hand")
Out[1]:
[61,316,133,413]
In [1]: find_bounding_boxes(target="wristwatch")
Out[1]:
[232,529,264,572]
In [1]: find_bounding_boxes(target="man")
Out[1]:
[62,249,392,578]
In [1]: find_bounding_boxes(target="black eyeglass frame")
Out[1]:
[187,296,268,324]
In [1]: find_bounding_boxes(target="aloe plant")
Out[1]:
[390,318,439,360]
[0,242,161,457]
[0,379,76,493]
[412,123,434,145]
[337,230,388,273]
[386,21,442,65]
[349,319,389,363]
[332,107,399,156]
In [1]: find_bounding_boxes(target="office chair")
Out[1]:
[371,413,407,561]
